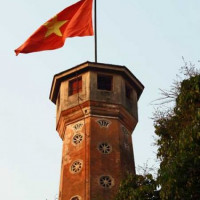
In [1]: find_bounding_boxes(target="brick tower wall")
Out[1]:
[59,115,135,200]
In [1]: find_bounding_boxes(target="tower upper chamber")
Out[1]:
[50,61,144,200]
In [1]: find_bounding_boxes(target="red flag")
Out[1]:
[15,0,93,55]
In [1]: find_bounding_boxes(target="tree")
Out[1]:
[115,172,160,200]
[154,63,200,199]
[115,60,200,200]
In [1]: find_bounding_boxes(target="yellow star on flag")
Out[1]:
[43,15,68,37]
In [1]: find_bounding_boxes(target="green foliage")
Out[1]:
[115,63,200,200]
[115,173,160,200]
[154,68,200,199]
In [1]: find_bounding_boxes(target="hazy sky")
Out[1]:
[0,0,199,200]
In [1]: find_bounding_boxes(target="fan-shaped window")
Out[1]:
[121,126,130,135]
[97,119,111,128]
[72,122,84,131]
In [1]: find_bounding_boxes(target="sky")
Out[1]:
[0,0,200,200]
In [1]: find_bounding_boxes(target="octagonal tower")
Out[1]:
[49,61,144,200]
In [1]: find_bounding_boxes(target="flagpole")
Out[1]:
[94,0,97,63]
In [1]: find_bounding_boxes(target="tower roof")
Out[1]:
[49,61,144,104]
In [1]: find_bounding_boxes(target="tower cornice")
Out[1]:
[56,100,137,140]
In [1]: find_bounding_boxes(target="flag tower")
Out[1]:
[14,0,144,199]
[49,61,144,200]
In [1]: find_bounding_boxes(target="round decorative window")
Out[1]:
[70,160,83,174]
[70,195,81,200]
[99,176,113,188]
[98,142,112,154]
[72,133,83,145]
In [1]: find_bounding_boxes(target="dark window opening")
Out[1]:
[125,84,132,99]
[69,77,82,96]
[97,75,112,91]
